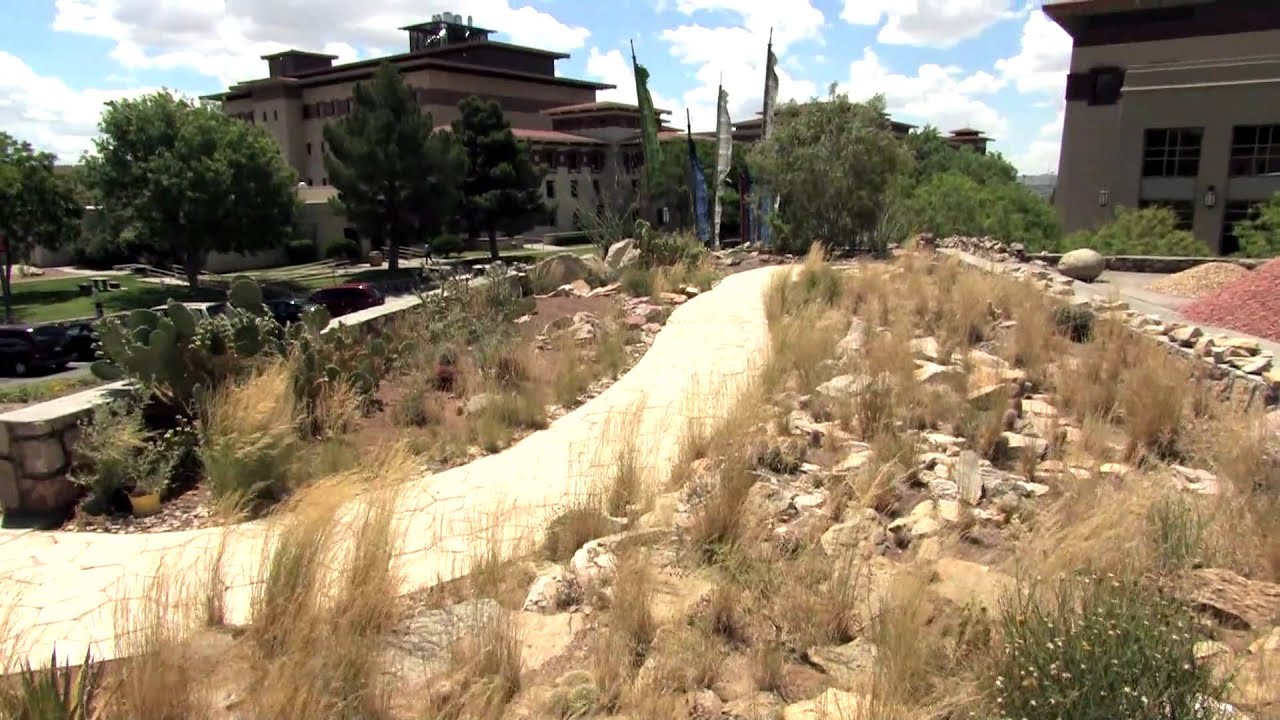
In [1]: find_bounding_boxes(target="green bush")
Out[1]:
[428,234,465,257]
[991,574,1219,720]
[1234,192,1280,258]
[619,267,653,297]
[71,402,181,513]
[324,237,362,262]
[905,171,1060,252]
[1057,206,1208,257]
[1052,304,1095,343]
[284,238,317,264]
[638,229,705,268]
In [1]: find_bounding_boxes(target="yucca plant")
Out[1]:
[0,648,101,720]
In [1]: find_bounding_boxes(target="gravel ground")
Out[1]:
[1145,262,1250,298]
[1183,258,1280,341]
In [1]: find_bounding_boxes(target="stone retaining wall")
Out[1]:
[1027,253,1267,274]
[0,291,435,519]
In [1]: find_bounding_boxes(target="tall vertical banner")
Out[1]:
[687,113,711,243]
[630,41,663,202]
[756,31,780,246]
[712,85,732,250]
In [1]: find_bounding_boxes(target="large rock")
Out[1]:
[1178,568,1280,631]
[804,638,878,688]
[605,238,641,270]
[783,689,866,720]
[819,508,885,557]
[529,253,595,293]
[1057,248,1106,283]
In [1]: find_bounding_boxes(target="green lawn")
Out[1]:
[5,276,222,324]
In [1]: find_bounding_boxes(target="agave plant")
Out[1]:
[0,648,102,720]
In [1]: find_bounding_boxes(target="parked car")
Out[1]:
[149,302,228,322]
[264,298,315,326]
[307,283,385,318]
[60,321,99,362]
[0,325,73,376]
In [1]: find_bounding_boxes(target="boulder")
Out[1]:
[1057,248,1106,283]
[783,688,866,720]
[804,638,878,688]
[1178,568,1280,631]
[605,238,641,270]
[529,253,594,293]
[819,508,885,557]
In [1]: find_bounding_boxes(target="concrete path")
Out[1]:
[0,265,782,667]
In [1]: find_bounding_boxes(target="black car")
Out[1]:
[265,298,313,326]
[0,325,73,376]
[60,321,99,362]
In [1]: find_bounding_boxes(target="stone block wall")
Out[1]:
[1027,253,1267,274]
[0,383,126,516]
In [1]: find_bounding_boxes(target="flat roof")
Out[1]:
[261,50,338,60]
[511,128,605,145]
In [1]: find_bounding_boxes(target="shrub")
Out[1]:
[1052,303,1095,343]
[323,237,362,262]
[284,238,318,264]
[1059,206,1208,257]
[620,267,654,297]
[428,233,465,257]
[991,575,1218,720]
[543,506,614,561]
[71,402,180,513]
[0,648,101,720]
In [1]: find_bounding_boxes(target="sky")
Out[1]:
[0,0,1074,175]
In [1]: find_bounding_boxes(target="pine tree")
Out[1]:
[452,96,546,261]
[325,63,465,270]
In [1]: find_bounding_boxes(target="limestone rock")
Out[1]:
[910,336,941,362]
[820,508,885,557]
[954,450,983,505]
[529,253,594,292]
[888,500,942,541]
[724,692,785,719]
[1180,568,1280,631]
[522,565,573,613]
[1058,248,1106,283]
[816,374,860,398]
[915,362,966,389]
[782,688,865,720]
[930,558,1014,613]
[804,638,878,688]
[836,319,867,359]
[605,238,641,270]
[1170,325,1204,347]
[1172,465,1221,495]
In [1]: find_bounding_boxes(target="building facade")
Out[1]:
[1047,0,1280,254]
[208,15,671,249]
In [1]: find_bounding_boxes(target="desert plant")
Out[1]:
[71,401,181,512]
[610,552,657,667]
[1148,494,1209,572]
[285,238,318,264]
[1052,303,1096,343]
[0,648,101,720]
[323,237,362,261]
[543,506,614,562]
[619,267,654,297]
[991,574,1219,720]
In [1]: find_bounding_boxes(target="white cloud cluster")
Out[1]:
[842,48,1009,138]
[0,51,159,162]
[843,0,1026,49]
[997,11,1072,172]
[52,0,591,89]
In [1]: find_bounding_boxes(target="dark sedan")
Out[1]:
[0,325,74,376]
[60,321,99,362]
[265,298,315,326]
[307,283,385,318]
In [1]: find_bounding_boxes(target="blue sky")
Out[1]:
[0,1,1072,174]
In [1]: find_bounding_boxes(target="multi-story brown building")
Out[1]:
[207,14,672,250]
[1047,0,1280,254]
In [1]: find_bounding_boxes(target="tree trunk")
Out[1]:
[387,236,400,271]
[184,252,200,290]
[487,228,499,262]
[1,257,12,324]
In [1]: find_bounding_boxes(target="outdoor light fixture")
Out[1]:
[1098,189,1110,207]
[1204,185,1217,209]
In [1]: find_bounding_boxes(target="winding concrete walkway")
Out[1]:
[0,265,782,667]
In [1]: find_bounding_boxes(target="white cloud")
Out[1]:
[53,0,591,88]
[995,11,1072,173]
[649,0,824,132]
[584,47,680,116]
[995,10,1072,94]
[0,51,160,162]
[841,48,1008,139]
[843,0,1025,48]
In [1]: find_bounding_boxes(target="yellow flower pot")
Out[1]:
[129,492,162,518]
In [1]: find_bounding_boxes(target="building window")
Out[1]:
[1142,128,1203,178]
[545,180,556,199]
[321,177,328,186]
[631,180,640,194]
[1230,125,1280,177]
[321,141,326,155]
[273,110,278,121]
[262,111,268,122]
[547,207,557,226]
[622,153,632,172]
[1222,201,1260,256]
[304,177,312,186]
[592,179,601,197]
[567,152,580,172]
[303,104,314,120]
[306,142,312,156]
[1089,68,1125,106]
[1138,199,1195,232]
[570,179,579,198]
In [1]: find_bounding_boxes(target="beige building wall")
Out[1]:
[1056,29,1280,253]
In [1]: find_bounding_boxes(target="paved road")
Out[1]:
[0,363,93,389]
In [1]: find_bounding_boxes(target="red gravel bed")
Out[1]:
[1182,258,1280,341]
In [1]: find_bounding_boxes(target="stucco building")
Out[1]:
[1047,0,1280,254]
[207,14,671,251]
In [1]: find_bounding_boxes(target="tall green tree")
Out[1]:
[902,127,1018,186]
[325,64,465,270]
[88,92,297,288]
[0,134,82,320]
[903,171,1059,250]
[749,89,911,254]
[452,96,546,261]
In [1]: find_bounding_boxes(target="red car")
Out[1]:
[307,283,385,318]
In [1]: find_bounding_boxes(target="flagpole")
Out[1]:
[686,108,695,230]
